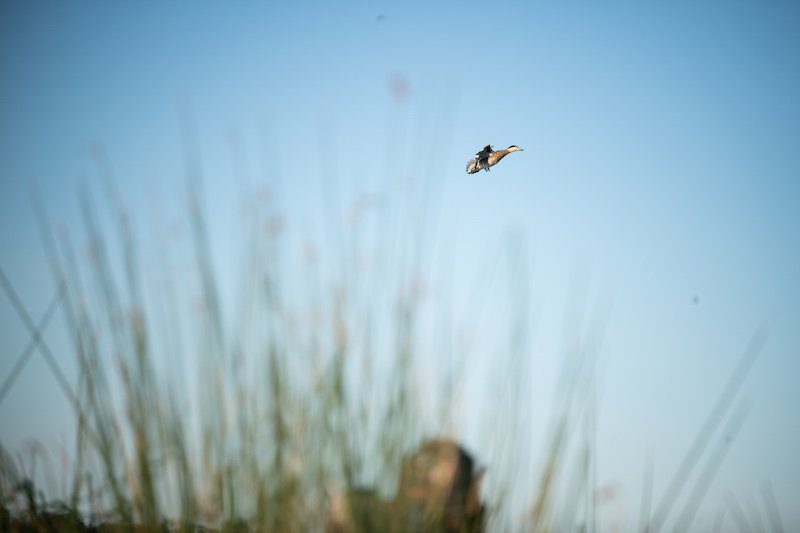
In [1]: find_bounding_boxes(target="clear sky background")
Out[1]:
[1,1,799,530]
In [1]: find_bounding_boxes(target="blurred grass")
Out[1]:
[1,130,464,530]
[0,121,776,532]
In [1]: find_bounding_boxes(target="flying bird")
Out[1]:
[466,144,523,174]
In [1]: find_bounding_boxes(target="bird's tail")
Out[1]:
[466,159,479,174]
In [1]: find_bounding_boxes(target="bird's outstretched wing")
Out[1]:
[475,145,494,160]
[466,145,493,174]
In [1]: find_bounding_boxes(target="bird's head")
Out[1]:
[507,145,523,152]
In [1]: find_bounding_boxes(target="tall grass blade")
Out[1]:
[648,326,768,532]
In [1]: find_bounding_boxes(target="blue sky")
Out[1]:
[1,1,799,529]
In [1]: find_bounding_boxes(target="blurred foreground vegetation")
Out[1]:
[0,140,781,532]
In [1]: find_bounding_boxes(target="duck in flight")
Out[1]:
[466,144,523,174]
